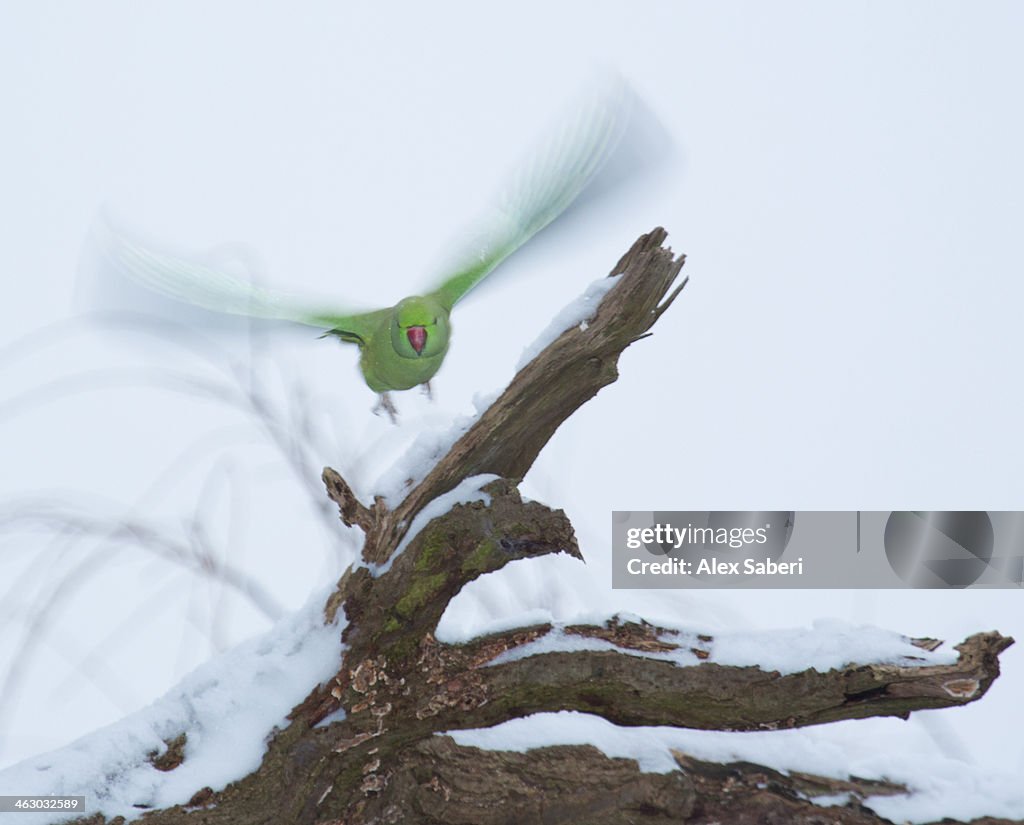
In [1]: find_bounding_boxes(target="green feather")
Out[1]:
[428,78,630,310]
[94,75,633,408]
[97,221,383,343]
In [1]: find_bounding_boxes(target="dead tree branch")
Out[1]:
[467,626,1012,731]
[65,229,1019,825]
[326,227,687,566]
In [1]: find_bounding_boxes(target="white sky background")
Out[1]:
[1,0,1023,803]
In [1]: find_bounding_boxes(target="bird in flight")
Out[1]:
[98,80,631,421]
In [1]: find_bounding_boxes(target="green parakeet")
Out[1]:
[98,81,630,420]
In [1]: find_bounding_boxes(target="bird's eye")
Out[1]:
[432,317,438,325]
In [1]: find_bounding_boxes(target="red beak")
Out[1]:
[407,326,427,355]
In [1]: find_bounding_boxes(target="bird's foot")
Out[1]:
[373,392,399,424]
[421,381,434,401]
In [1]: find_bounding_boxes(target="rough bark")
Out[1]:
[470,626,1013,731]
[66,230,1019,825]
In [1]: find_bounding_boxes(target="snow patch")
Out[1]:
[809,792,853,807]
[446,712,1024,823]
[368,474,500,577]
[484,618,954,675]
[0,587,345,823]
[709,618,956,674]
[372,413,478,505]
[516,274,620,369]
[435,608,556,646]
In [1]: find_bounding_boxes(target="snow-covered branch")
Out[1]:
[323,226,687,567]
[24,229,1018,825]
[463,622,1012,731]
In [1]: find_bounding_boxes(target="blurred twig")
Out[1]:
[0,307,354,762]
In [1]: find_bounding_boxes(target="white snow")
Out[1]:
[436,608,558,645]
[709,618,957,673]
[0,587,345,823]
[809,793,852,807]
[447,711,1024,823]
[485,618,954,674]
[515,274,621,370]
[367,474,500,576]
[372,412,480,506]
[313,706,348,729]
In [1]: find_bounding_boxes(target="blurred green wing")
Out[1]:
[97,220,384,343]
[429,78,630,311]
